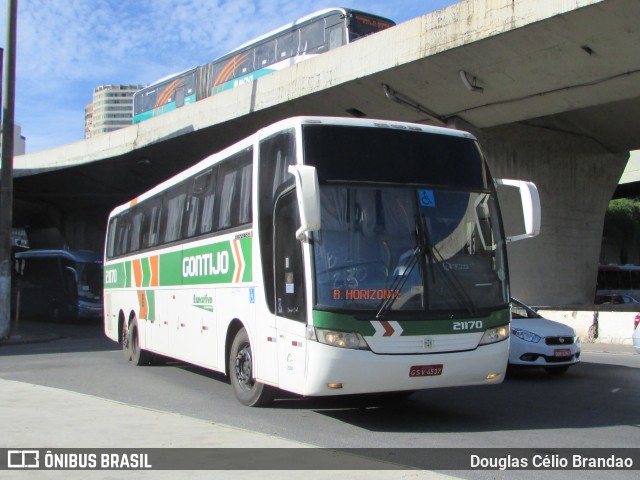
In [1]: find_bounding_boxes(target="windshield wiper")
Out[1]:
[376,220,424,319]
[423,227,477,317]
[375,245,420,319]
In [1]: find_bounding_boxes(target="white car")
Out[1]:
[633,314,640,354]
[509,298,581,374]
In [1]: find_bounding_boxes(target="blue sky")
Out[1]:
[0,1,459,153]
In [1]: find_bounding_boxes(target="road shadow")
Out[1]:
[0,318,117,355]
[4,321,639,437]
[258,360,640,434]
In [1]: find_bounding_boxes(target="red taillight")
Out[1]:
[634,314,640,330]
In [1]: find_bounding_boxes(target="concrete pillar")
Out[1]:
[478,123,628,307]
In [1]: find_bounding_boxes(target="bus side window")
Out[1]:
[115,214,131,256]
[185,196,200,238]
[328,27,344,50]
[162,190,187,243]
[277,30,299,60]
[142,89,157,113]
[106,217,118,258]
[216,149,252,230]
[148,204,162,247]
[234,49,254,77]
[238,161,252,225]
[325,13,345,50]
[200,172,217,234]
[255,39,276,68]
[130,209,145,252]
[189,169,215,236]
[214,58,234,90]
[299,20,325,54]
[217,164,238,230]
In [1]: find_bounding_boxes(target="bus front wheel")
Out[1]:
[229,328,274,407]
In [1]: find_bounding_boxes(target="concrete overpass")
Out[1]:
[13,0,640,307]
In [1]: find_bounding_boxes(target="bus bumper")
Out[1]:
[303,340,508,397]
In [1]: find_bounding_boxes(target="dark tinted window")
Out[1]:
[303,125,489,189]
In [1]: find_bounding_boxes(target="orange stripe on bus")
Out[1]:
[213,59,236,90]
[213,53,250,93]
[149,255,159,287]
[154,79,179,109]
[132,259,143,288]
[233,239,243,283]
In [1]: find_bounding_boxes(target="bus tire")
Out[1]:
[121,317,132,361]
[229,328,274,407]
[129,318,151,366]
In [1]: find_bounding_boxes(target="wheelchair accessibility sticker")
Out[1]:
[419,189,435,207]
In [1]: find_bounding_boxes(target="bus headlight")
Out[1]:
[308,326,369,350]
[479,325,509,345]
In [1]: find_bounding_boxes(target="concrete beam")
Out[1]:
[479,123,628,306]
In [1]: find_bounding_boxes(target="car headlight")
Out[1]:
[511,328,542,343]
[307,326,369,350]
[479,325,509,345]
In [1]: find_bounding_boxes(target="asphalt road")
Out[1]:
[1,320,638,479]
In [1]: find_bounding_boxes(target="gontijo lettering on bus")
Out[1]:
[103,237,252,289]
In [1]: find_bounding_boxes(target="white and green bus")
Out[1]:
[103,116,540,406]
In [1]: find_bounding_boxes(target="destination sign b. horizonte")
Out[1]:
[2,448,638,470]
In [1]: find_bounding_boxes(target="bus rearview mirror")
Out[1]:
[288,165,321,240]
[495,179,541,243]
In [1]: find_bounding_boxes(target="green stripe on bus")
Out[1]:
[104,237,252,289]
[311,308,510,336]
[146,290,155,321]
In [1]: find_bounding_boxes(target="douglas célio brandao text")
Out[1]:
[470,453,634,470]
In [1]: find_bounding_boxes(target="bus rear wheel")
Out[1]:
[229,328,274,407]
[121,317,131,361]
[129,318,151,366]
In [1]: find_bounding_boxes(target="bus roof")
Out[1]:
[136,8,393,97]
[226,7,394,56]
[111,116,476,218]
[15,249,103,264]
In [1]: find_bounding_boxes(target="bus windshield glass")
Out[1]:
[313,186,507,315]
[76,262,103,301]
[348,13,395,41]
[303,124,507,317]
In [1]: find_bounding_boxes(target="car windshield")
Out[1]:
[511,299,540,319]
[313,185,508,317]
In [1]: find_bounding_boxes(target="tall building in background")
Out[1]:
[84,102,93,139]
[1,124,26,155]
[85,84,144,139]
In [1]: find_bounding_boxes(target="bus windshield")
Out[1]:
[348,13,395,41]
[313,186,507,316]
[76,262,103,301]
[303,124,507,317]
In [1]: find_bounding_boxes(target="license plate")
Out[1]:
[409,364,443,377]
[554,348,572,358]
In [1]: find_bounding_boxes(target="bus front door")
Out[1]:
[273,191,307,394]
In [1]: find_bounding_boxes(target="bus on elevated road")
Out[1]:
[103,116,540,406]
[132,8,394,123]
